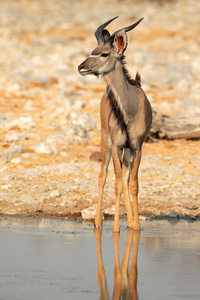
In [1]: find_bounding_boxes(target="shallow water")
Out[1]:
[0,217,200,300]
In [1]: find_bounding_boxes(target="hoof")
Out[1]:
[127,221,134,229]
[127,224,141,231]
[133,224,141,231]
[94,219,102,229]
[94,223,102,230]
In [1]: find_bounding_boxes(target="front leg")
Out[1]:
[95,137,111,229]
[95,94,111,229]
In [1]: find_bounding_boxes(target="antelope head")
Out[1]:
[78,17,143,77]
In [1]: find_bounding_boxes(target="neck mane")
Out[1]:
[121,55,141,87]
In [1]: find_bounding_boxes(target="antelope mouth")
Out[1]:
[78,67,92,76]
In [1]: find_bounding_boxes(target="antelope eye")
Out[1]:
[101,53,109,57]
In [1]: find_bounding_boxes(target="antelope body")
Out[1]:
[78,17,152,232]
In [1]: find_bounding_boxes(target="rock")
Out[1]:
[5,144,25,156]
[1,183,12,190]
[22,153,35,159]
[188,215,197,221]
[139,215,148,221]
[46,124,90,146]
[30,142,58,154]
[7,116,36,129]
[10,157,23,164]
[81,204,98,220]
[59,197,77,207]
[0,165,9,172]
[50,190,61,197]
[104,205,115,216]
[71,112,96,131]
[168,211,180,218]
[4,132,27,143]
[27,133,41,141]
[144,63,194,89]
[51,89,86,111]
[0,152,10,164]
[37,193,51,203]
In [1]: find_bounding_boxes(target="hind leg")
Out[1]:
[130,149,142,231]
[112,146,123,233]
[122,148,134,228]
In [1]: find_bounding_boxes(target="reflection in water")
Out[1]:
[1,218,200,299]
[95,230,140,300]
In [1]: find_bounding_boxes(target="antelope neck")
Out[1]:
[103,59,131,116]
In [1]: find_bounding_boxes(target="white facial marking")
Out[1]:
[89,54,100,58]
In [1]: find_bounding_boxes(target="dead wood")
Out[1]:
[149,108,200,140]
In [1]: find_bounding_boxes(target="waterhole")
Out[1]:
[0,217,200,300]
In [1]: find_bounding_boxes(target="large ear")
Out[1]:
[113,30,127,55]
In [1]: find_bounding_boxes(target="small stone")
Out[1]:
[144,63,194,89]
[7,116,36,129]
[5,144,25,156]
[168,210,180,218]
[46,125,90,146]
[59,198,77,207]
[81,204,98,220]
[1,183,12,190]
[22,153,33,158]
[0,165,9,172]
[10,157,23,164]
[4,132,27,143]
[188,215,197,221]
[37,193,50,203]
[104,205,115,216]
[50,190,61,197]
[72,111,96,131]
[31,142,58,154]
[139,215,148,221]
[0,152,10,164]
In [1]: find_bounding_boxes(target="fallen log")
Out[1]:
[149,109,200,140]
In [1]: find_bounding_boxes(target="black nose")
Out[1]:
[78,63,84,73]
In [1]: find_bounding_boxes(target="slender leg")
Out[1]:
[95,139,111,228]
[112,146,123,233]
[130,150,142,231]
[95,230,109,300]
[122,148,134,228]
[113,233,121,299]
[121,230,134,298]
[129,232,140,300]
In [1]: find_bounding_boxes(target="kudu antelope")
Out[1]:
[78,17,152,232]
